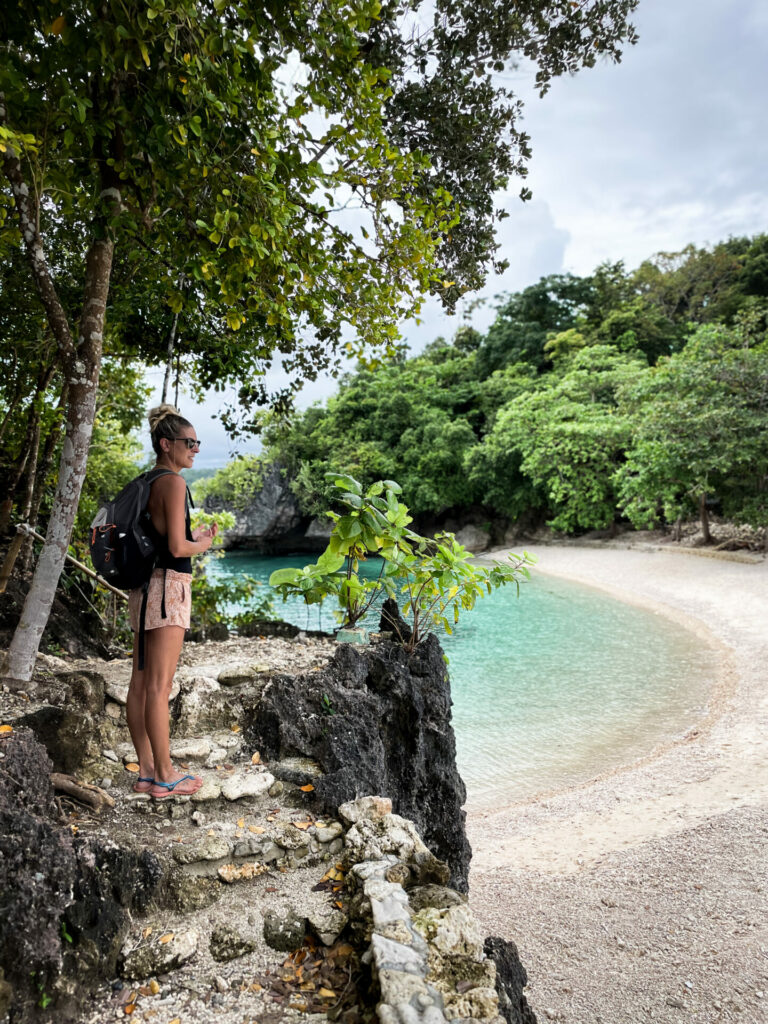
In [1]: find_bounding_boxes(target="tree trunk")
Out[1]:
[0,410,42,592]
[19,381,69,573]
[0,377,48,537]
[699,493,712,544]
[2,239,113,681]
[1,96,118,682]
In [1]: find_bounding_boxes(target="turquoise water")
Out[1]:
[208,552,715,807]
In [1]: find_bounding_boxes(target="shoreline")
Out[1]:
[465,543,768,1023]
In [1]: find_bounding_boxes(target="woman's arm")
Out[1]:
[158,474,216,558]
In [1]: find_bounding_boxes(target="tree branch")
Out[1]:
[0,95,76,367]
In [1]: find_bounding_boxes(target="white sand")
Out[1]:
[467,544,768,1023]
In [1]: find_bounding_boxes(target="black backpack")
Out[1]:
[89,467,192,668]
[89,467,176,590]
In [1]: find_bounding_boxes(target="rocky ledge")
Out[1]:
[0,632,534,1024]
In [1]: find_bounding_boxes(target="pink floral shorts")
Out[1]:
[128,569,192,632]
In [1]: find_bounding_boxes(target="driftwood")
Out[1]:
[50,773,115,812]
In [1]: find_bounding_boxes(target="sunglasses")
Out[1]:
[172,437,202,450]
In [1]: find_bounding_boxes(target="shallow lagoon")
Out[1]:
[208,551,715,808]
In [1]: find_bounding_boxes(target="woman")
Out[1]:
[126,404,218,799]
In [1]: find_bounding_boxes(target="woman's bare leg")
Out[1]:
[126,638,156,791]
[143,625,202,796]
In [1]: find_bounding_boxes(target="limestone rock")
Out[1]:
[338,795,392,826]
[170,737,211,759]
[242,635,471,891]
[345,814,450,886]
[172,836,232,864]
[205,461,305,549]
[220,771,275,801]
[316,821,344,843]
[307,905,348,946]
[409,885,468,913]
[121,928,199,979]
[272,821,313,851]
[412,905,484,960]
[191,779,222,802]
[218,664,271,687]
[232,835,281,861]
[165,873,220,913]
[210,925,258,962]
[262,907,306,952]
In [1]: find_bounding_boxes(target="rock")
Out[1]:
[105,702,122,720]
[484,936,538,1024]
[0,729,75,1008]
[412,905,484,959]
[214,974,229,992]
[102,748,119,762]
[218,862,271,883]
[455,525,490,553]
[345,814,450,886]
[243,635,471,890]
[307,905,348,945]
[165,873,221,913]
[218,665,271,687]
[210,925,258,962]
[316,821,344,843]
[170,737,211,759]
[100,777,113,790]
[409,885,468,912]
[272,822,313,851]
[232,836,281,862]
[15,704,97,773]
[172,836,232,864]
[205,461,306,550]
[426,952,498,1019]
[172,674,224,735]
[262,907,306,952]
[338,796,393,826]
[220,771,275,801]
[121,928,199,979]
[61,671,105,716]
[268,780,284,798]
[191,779,222,802]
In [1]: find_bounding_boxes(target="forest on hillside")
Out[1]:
[199,234,768,542]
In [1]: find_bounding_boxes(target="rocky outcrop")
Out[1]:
[204,461,315,552]
[0,728,165,1023]
[242,634,472,892]
[0,729,75,1019]
[343,797,536,1024]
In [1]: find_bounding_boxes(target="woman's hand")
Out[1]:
[192,521,219,547]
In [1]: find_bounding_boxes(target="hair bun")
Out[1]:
[148,403,181,433]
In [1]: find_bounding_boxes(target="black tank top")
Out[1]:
[145,472,194,574]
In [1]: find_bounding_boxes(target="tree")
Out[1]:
[0,0,638,680]
[616,324,768,541]
[475,346,645,531]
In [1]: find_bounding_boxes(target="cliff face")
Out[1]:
[203,462,326,553]
[243,634,472,892]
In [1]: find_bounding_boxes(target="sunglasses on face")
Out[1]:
[172,437,202,450]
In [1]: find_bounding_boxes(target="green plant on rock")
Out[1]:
[269,474,535,645]
[382,533,534,650]
[269,474,414,628]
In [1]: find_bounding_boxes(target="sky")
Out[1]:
[148,0,768,467]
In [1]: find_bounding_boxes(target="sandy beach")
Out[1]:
[467,543,768,1024]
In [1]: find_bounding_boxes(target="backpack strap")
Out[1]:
[160,567,168,620]
[137,577,151,671]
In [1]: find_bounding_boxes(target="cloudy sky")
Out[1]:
[153,0,768,467]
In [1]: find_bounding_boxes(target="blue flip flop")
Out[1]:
[150,774,199,799]
[137,776,155,785]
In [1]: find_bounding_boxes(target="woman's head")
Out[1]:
[148,404,198,464]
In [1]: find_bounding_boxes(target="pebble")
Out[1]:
[214,976,229,993]
[102,749,119,762]
[100,778,113,789]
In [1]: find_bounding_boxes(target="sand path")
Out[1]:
[466,544,768,1023]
